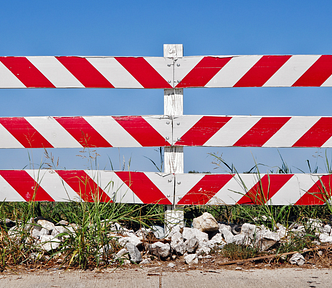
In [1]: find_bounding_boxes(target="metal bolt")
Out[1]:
[177,122,180,125]
[178,196,182,199]
[167,64,171,67]
[167,195,170,198]
[177,181,181,185]
[166,136,169,140]
[168,179,172,183]
[166,121,170,125]
[177,63,180,67]
[177,138,181,141]
[167,81,171,83]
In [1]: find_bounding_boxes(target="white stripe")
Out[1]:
[208,174,259,205]
[27,56,84,88]
[175,56,203,84]
[0,123,24,148]
[143,116,172,144]
[173,115,203,144]
[145,57,172,85]
[206,55,262,87]
[26,170,82,202]
[84,116,141,147]
[264,55,321,87]
[25,117,82,148]
[269,174,314,205]
[263,117,320,147]
[0,175,25,201]
[87,57,143,88]
[85,171,143,204]
[0,62,25,88]
[322,134,332,147]
[204,117,260,146]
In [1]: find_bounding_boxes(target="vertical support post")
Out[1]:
[163,44,184,235]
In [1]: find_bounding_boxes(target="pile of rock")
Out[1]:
[2,213,332,267]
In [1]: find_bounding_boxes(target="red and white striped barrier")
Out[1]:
[0,56,173,89]
[1,55,332,88]
[0,116,172,148]
[174,55,332,88]
[173,115,332,147]
[0,170,173,204]
[174,173,332,205]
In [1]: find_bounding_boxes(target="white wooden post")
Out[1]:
[163,44,184,235]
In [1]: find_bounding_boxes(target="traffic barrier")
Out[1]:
[1,46,332,205]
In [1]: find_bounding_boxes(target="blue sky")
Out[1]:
[1,1,332,173]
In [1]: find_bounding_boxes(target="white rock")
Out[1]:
[196,244,211,256]
[140,258,152,265]
[116,248,128,258]
[233,234,250,245]
[184,253,198,265]
[165,225,182,240]
[289,253,305,266]
[171,232,186,255]
[319,233,332,243]
[218,223,232,233]
[221,228,234,244]
[183,227,209,243]
[151,225,165,239]
[185,237,199,253]
[51,226,67,238]
[192,212,219,232]
[241,223,257,238]
[168,263,175,268]
[118,234,142,247]
[37,235,61,251]
[149,242,171,258]
[255,230,280,251]
[126,243,142,263]
[37,219,55,231]
[322,224,331,235]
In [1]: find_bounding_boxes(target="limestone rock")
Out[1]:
[182,227,209,243]
[289,253,305,266]
[125,243,142,263]
[184,253,198,265]
[220,228,234,244]
[149,242,171,259]
[118,234,142,247]
[241,223,257,238]
[37,235,61,252]
[192,212,219,232]
[185,237,199,253]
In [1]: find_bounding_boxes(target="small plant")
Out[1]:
[221,243,260,260]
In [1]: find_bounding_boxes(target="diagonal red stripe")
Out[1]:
[177,174,233,205]
[234,117,291,147]
[56,170,112,203]
[0,170,54,201]
[115,57,172,88]
[296,175,332,205]
[56,56,114,88]
[176,57,232,88]
[293,55,332,87]
[234,55,291,87]
[175,116,231,146]
[0,57,55,88]
[113,116,171,147]
[54,116,112,148]
[293,118,332,147]
[237,174,293,205]
[0,117,53,148]
[115,172,171,205]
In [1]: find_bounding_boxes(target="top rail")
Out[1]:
[1,55,332,88]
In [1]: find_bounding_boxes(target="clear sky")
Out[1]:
[1,0,332,173]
